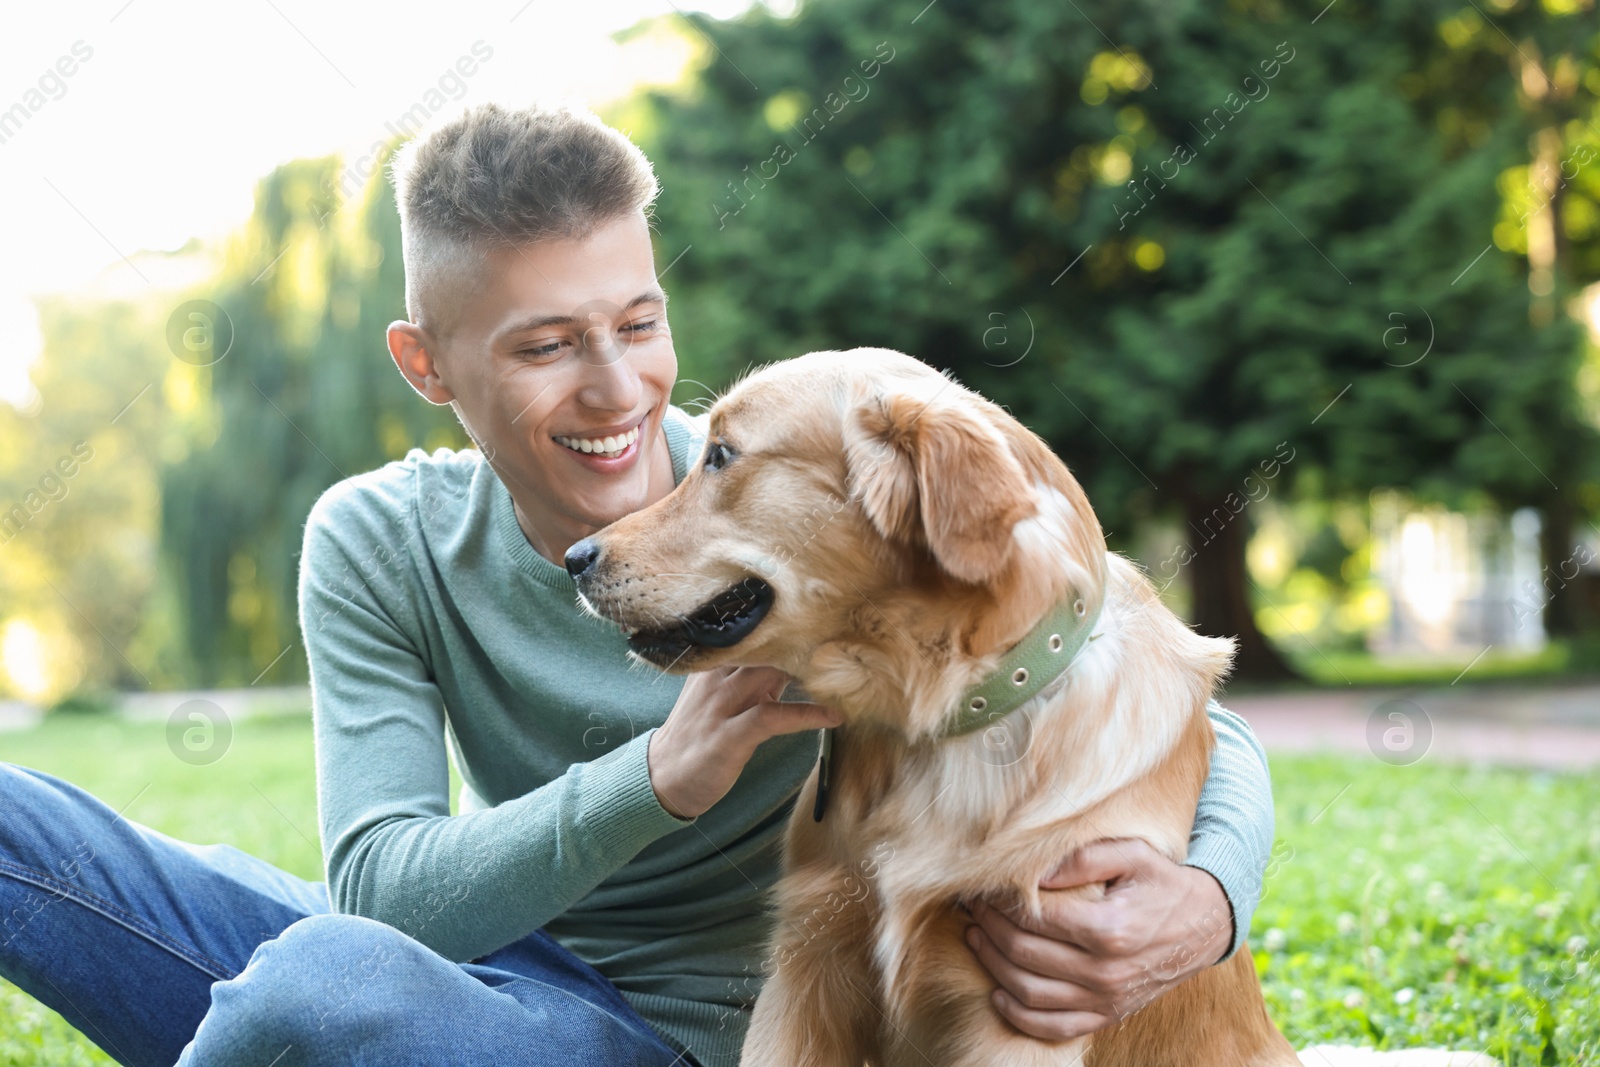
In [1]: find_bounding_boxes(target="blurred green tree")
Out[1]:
[1481,1,1600,635]
[156,157,469,687]
[0,296,170,700]
[635,0,1600,678]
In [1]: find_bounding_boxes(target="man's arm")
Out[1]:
[961,699,1275,1038]
[300,484,694,964]
[1183,700,1276,961]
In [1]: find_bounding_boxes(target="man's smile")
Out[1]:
[551,409,652,470]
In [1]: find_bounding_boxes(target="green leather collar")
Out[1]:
[810,590,1103,822]
[940,591,1103,738]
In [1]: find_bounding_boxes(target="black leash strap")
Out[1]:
[812,726,834,821]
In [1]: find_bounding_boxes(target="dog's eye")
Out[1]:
[703,441,732,472]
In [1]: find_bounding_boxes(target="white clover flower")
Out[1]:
[1264,928,1288,952]
[1395,987,1415,1005]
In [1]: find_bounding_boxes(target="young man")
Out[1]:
[0,103,1274,1067]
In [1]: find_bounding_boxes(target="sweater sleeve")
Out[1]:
[1182,700,1276,963]
[298,482,695,963]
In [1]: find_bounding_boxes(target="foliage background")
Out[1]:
[1,0,1598,693]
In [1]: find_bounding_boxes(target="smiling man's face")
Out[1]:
[387,210,681,565]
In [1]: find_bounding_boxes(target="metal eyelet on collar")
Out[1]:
[945,589,1105,739]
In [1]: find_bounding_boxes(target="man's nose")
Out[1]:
[576,324,642,411]
[565,538,601,579]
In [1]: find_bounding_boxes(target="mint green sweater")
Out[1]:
[296,403,1275,1067]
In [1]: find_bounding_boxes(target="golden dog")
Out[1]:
[569,348,1490,1067]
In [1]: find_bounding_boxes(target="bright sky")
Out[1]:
[0,0,767,410]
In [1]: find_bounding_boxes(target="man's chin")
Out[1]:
[576,483,652,530]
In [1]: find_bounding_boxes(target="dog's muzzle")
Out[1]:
[568,535,777,666]
[623,576,775,664]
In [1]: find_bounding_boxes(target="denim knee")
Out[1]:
[0,762,64,834]
[0,763,97,882]
[195,913,422,1052]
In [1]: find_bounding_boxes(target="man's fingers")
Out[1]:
[965,923,1098,1013]
[989,987,1112,1042]
[710,666,793,714]
[750,699,843,737]
[1039,837,1152,890]
[966,901,1103,984]
[973,892,1142,964]
[1027,889,1145,959]
[730,664,790,699]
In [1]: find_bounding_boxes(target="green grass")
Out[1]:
[1281,636,1600,690]
[1256,755,1598,1064]
[1,713,1595,1065]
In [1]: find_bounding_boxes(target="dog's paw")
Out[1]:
[1298,1047,1500,1067]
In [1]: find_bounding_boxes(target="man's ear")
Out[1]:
[387,320,455,405]
[844,385,1036,585]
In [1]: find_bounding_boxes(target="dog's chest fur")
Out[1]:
[783,602,1217,1034]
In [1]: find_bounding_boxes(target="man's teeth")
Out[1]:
[554,425,640,458]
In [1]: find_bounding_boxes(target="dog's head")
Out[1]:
[568,348,1106,715]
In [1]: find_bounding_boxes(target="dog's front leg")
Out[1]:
[741,863,881,1067]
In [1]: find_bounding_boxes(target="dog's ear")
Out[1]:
[844,385,1036,585]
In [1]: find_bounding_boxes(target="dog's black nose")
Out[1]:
[564,538,601,579]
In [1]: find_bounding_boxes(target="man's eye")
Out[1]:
[625,319,659,334]
[703,441,732,471]
[518,340,564,358]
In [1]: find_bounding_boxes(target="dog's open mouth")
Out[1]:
[624,577,775,665]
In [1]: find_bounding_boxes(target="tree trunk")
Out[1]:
[1538,495,1585,638]
[1182,492,1302,682]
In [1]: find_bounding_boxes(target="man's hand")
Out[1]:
[648,665,841,819]
[960,838,1234,1040]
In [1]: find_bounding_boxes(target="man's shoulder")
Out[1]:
[304,446,482,549]
[663,403,710,476]
[681,407,710,435]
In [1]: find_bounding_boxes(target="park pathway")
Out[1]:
[1226,680,1600,770]
[6,683,1600,770]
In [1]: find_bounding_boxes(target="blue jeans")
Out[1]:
[0,763,701,1067]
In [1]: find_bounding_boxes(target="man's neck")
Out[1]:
[510,499,591,569]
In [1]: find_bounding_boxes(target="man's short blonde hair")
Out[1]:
[389,102,660,342]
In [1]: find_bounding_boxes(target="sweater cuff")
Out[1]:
[576,726,697,857]
[1184,830,1260,963]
